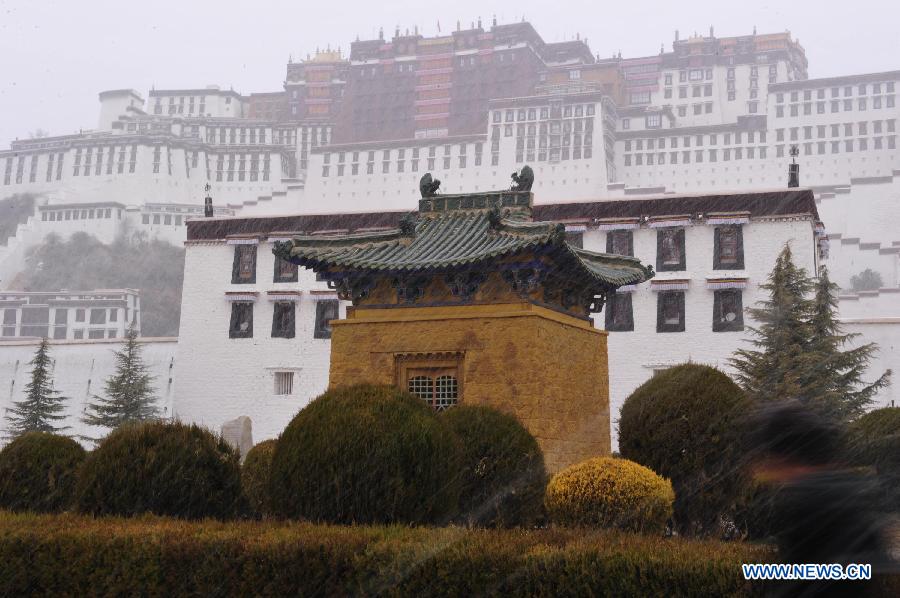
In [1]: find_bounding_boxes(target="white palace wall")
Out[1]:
[587,218,822,445]
[174,240,341,442]
[0,337,178,443]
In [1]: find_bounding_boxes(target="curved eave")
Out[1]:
[274,212,653,290]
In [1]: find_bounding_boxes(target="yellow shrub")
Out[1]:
[545,457,674,533]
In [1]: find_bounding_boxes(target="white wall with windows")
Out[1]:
[302,96,611,211]
[578,216,822,446]
[0,289,140,341]
[174,238,348,442]
[170,193,885,451]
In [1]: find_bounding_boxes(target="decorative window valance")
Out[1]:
[648,215,692,228]
[650,279,690,291]
[596,218,640,231]
[267,291,302,301]
[224,292,259,302]
[309,290,339,301]
[706,212,751,226]
[706,278,748,290]
[226,237,259,246]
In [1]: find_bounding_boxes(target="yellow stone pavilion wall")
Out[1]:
[329,302,610,472]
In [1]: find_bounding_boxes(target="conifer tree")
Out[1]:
[82,325,159,429]
[802,267,890,420]
[731,247,890,422]
[5,338,70,437]
[730,245,815,402]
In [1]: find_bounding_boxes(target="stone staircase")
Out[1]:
[226,180,304,216]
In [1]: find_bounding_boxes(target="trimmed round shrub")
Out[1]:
[618,363,750,536]
[544,457,674,533]
[442,405,547,527]
[269,384,461,524]
[242,439,277,517]
[75,421,243,519]
[0,432,86,513]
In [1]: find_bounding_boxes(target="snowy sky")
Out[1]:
[1,0,898,148]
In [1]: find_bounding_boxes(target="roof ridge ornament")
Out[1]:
[419,172,441,198]
[510,165,534,192]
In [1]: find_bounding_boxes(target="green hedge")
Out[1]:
[75,421,244,520]
[242,439,277,517]
[619,363,750,536]
[442,405,547,528]
[269,384,461,524]
[0,432,86,513]
[0,511,785,596]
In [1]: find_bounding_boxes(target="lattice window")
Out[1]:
[406,370,459,412]
[434,375,458,411]
[397,355,461,411]
[408,375,433,401]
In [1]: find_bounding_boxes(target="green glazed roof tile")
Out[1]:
[274,209,653,290]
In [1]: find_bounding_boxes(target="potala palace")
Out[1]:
[1,22,897,447]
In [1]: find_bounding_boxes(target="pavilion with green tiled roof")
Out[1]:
[274,190,653,318]
[271,186,655,470]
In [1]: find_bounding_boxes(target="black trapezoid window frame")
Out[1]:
[604,292,634,331]
[229,301,254,338]
[656,290,685,333]
[273,254,299,283]
[564,230,584,248]
[606,230,634,256]
[712,289,745,332]
[313,299,339,339]
[271,301,296,339]
[656,227,686,272]
[713,225,745,270]
[231,244,257,284]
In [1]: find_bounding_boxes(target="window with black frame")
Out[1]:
[656,228,686,271]
[231,244,257,284]
[314,300,339,339]
[564,231,583,248]
[656,291,685,332]
[604,292,634,331]
[606,230,634,256]
[713,225,744,269]
[712,290,744,332]
[271,302,296,338]
[229,302,253,338]
[273,255,298,283]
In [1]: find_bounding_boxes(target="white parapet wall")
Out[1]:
[0,337,178,445]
